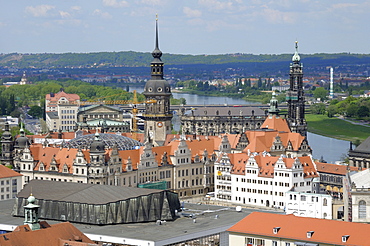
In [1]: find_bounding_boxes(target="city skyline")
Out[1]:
[0,0,369,55]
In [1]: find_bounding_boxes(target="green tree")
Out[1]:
[327,105,337,118]
[357,105,370,118]
[28,105,43,118]
[310,103,326,114]
[346,103,357,117]
[313,87,328,101]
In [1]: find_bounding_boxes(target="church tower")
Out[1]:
[143,16,172,146]
[1,122,14,167]
[286,41,307,136]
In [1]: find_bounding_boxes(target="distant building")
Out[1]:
[45,88,80,132]
[228,211,370,246]
[77,104,131,132]
[180,106,266,136]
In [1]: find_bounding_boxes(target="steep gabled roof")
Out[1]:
[261,115,291,133]
[244,130,306,153]
[228,212,370,245]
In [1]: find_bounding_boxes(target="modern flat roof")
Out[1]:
[1,197,282,246]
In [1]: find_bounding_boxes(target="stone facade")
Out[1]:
[180,106,266,136]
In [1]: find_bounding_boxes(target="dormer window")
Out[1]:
[307,231,314,238]
[342,235,350,242]
[273,227,281,234]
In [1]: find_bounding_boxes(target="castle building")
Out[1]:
[214,114,315,209]
[45,88,80,132]
[286,41,307,136]
[180,106,266,136]
[142,17,172,146]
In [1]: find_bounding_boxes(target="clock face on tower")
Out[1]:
[157,122,163,128]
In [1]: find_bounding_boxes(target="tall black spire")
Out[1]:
[151,15,164,80]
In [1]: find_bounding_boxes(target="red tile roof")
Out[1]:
[0,221,96,246]
[228,212,370,245]
[315,162,360,175]
[0,165,22,178]
[261,115,291,133]
[230,153,318,178]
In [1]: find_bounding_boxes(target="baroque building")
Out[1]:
[286,41,307,136]
[143,18,172,146]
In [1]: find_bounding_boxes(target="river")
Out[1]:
[129,86,259,105]
[129,85,349,163]
[307,132,349,164]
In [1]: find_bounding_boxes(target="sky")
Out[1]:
[0,0,369,55]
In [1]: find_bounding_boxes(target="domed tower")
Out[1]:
[88,132,107,184]
[14,126,30,155]
[1,122,14,167]
[142,16,172,147]
[268,91,279,116]
[286,41,307,136]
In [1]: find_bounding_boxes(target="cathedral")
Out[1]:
[286,41,308,136]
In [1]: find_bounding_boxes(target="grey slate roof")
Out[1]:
[18,180,164,204]
[353,136,370,154]
[46,111,58,119]
[184,106,266,117]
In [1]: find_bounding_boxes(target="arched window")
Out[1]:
[323,198,327,206]
[359,200,366,219]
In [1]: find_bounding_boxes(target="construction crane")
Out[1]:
[131,90,139,141]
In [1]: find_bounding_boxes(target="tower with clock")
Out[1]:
[142,16,173,146]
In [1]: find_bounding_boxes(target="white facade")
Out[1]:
[215,154,317,210]
[285,191,332,219]
[0,165,23,201]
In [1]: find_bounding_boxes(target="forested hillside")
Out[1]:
[1,51,370,68]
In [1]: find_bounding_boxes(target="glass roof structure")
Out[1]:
[63,133,143,151]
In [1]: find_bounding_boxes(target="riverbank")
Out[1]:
[305,114,370,142]
[173,88,266,103]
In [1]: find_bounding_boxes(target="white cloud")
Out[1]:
[198,0,233,11]
[140,0,164,5]
[102,0,129,8]
[183,7,202,18]
[55,19,82,26]
[93,9,113,19]
[71,6,82,11]
[59,11,71,19]
[25,5,55,17]
[259,7,296,24]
